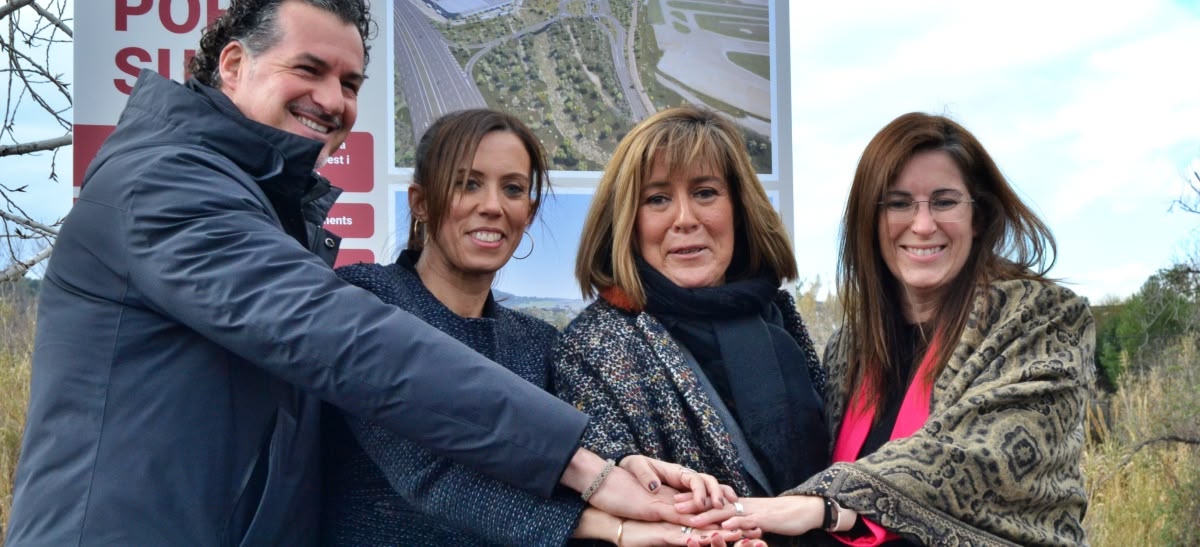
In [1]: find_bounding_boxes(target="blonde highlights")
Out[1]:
[576,105,796,307]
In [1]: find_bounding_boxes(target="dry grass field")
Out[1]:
[1,280,1197,544]
[0,284,35,540]
[1082,339,1200,546]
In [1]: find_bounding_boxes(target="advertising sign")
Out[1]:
[75,0,793,305]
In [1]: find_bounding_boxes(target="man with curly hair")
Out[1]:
[6,1,688,544]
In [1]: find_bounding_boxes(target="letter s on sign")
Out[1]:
[115,47,152,95]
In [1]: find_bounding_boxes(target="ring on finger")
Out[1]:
[681,526,693,534]
[679,467,696,480]
[733,501,744,516]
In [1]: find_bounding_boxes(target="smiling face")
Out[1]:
[635,156,735,288]
[413,131,533,281]
[878,150,976,319]
[217,1,365,168]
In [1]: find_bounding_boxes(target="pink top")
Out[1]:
[828,338,940,546]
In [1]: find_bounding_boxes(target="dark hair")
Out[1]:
[407,109,551,251]
[189,0,375,87]
[838,112,1057,415]
[576,105,796,307]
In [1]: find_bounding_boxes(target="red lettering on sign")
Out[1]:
[114,47,198,94]
[207,0,227,26]
[324,203,375,239]
[116,0,225,32]
[116,0,153,31]
[161,0,202,34]
[114,47,151,94]
[317,132,375,192]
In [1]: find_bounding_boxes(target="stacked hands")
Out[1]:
[584,455,768,547]
[577,453,858,546]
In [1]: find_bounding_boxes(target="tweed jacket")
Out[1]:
[553,290,826,496]
[786,279,1095,546]
[323,257,585,546]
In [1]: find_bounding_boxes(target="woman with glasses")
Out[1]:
[683,112,1095,546]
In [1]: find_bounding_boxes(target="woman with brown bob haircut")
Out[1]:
[683,112,1096,546]
[555,105,829,544]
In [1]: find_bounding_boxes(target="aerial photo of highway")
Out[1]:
[392,0,773,173]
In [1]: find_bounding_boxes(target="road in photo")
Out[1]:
[391,0,775,172]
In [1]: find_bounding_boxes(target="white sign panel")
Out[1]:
[74,0,793,302]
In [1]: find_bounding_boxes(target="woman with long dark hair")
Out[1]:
[686,112,1095,546]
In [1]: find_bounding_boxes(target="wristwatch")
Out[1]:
[822,497,842,532]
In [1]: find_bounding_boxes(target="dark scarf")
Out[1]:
[637,260,828,493]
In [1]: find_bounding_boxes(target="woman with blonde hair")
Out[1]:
[555,105,828,544]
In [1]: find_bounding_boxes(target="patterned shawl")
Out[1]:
[785,279,1096,546]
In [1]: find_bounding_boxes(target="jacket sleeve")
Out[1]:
[120,151,587,496]
[551,312,642,461]
[345,415,585,545]
[786,281,1095,547]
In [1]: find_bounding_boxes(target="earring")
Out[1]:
[512,230,534,260]
[414,218,428,246]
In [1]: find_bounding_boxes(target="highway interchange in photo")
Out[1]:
[392,0,772,167]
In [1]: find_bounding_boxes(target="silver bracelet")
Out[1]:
[581,458,616,502]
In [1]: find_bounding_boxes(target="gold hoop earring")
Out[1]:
[512,230,534,260]
[414,218,428,246]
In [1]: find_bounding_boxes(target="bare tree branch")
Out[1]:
[0,0,36,21]
[0,243,48,281]
[0,132,68,156]
[0,208,58,236]
[25,0,70,37]
[0,0,71,273]
[1118,435,1200,469]
[1172,168,1200,215]
[2,32,71,129]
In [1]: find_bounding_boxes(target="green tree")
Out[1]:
[1095,264,1200,387]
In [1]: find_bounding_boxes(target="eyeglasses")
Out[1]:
[878,197,974,223]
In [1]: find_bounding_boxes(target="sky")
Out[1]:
[7,0,1200,304]
[787,0,1200,302]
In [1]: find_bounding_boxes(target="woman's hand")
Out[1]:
[588,465,688,523]
[619,519,763,547]
[566,449,688,523]
[620,455,737,511]
[712,538,769,547]
[575,507,766,546]
[674,495,824,536]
